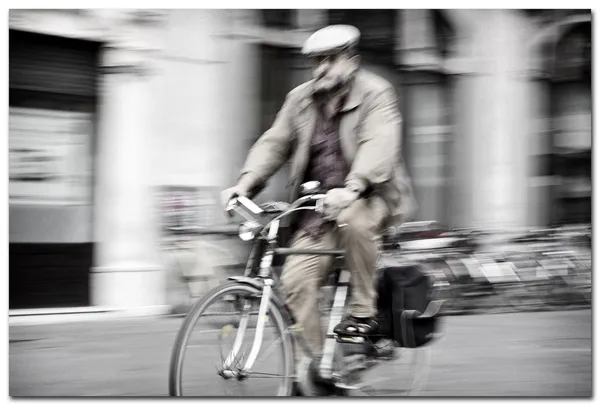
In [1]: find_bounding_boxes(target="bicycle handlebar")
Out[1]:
[227,193,326,224]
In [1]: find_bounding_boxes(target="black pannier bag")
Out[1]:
[376,265,444,348]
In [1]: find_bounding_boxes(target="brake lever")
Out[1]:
[315,197,325,214]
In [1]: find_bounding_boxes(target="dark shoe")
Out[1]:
[297,357,337,396]
[334,315,378,337]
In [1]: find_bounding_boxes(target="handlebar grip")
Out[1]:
[226,195,264,222]
[236,195,264,215]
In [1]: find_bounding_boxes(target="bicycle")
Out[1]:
[168,182,443,396]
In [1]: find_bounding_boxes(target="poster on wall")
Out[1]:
[156,186,222,235]
[9,107,93,205]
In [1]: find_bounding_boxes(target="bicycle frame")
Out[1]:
[224,193,355,383]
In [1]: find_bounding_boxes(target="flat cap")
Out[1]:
[301,25,360,56]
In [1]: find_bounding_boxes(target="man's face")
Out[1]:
[310,52,358,93]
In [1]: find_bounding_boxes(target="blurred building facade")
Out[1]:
[9,9,591,310]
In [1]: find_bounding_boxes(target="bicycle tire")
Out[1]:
[169,281,295,396]
[341,345,434,397]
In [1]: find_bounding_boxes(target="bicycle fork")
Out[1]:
[221,279,273,376]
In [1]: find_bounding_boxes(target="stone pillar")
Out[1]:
[151,10,260,310]
[450,11,533,230]
[223,9,262,187]
[91,45,166,314]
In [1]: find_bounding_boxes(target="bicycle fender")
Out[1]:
[228,276,263,289]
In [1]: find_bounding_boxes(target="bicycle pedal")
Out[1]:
[335,335,365,344]
[346,338,396,360]
[290,323,304,332]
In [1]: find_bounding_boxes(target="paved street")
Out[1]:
[9,309,591,397]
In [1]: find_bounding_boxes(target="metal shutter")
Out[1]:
[9,29,99,97]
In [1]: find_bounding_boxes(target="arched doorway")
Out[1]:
[549,21,591,224]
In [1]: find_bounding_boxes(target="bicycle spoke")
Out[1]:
[355,377,392,390]
[253,335,283,366]
[218,343,245,372]
[249,371,286,378]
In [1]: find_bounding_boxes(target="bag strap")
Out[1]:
[419,300,444,319]
[401,309,420,348]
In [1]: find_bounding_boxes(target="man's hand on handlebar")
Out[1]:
[221,186,247,216]
[222,181,358,225]
[323,187,359,221]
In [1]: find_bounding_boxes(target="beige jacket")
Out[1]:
[238,69,417,225]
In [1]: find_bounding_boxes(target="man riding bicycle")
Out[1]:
[222,24,416,393]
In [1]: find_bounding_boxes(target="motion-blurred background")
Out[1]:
[8,9,591,315]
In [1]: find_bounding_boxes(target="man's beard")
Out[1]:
[313,76,344,93]
[313,70,354,94]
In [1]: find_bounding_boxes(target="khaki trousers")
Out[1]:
[279,196,388,361]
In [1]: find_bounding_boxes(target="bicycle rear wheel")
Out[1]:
[342,342,433,396]
[169,281,294,396]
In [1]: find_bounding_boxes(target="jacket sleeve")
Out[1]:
[345,86,401,194]
[238,93,295,196]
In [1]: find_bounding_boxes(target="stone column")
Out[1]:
[153,10,260,309]
[450,10,533,230]
[91,45,166,315]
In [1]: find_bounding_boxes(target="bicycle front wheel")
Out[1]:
[169,281,294,396]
